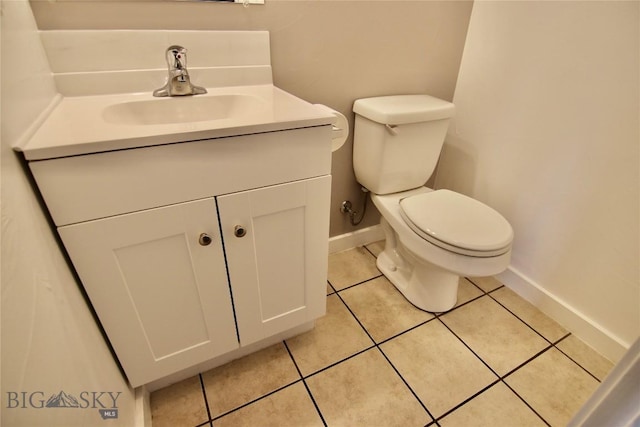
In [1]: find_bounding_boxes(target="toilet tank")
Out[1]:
[353,95,455,195]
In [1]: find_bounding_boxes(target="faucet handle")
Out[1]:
[166,45,187,70]
[154,44,207,97]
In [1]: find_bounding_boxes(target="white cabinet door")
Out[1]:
[58,198,238,387]
[218,176,331,346]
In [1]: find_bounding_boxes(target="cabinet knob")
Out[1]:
[234,225,247,238]
[198,233,213,246]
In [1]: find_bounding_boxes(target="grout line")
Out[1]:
[449,281,606,403]
[433,378,502,422]
[375,316,439,346]
[376,346,439,423]
[332,288,375,343]
[332,289,438,423]
[328,273,383,293]
[501,344,556,380]
[326,280,336,296]
[552,333,604,383]
[283,341,328,427]
[434,289,486,316]
[501,380,552,427]
[466,277,505,295]
[497,346,554,426]
[553,333,572,346]
[301,344,377,380]
[210,378,303,422]
[439,303,606,426]
[363,243,379,258]
[485,284,506,294]
[467,282,605,382]
[198,374,213,425]
[462,277,493,297]
[435,318,556,426]
[486,289,557,346]
[485,289,606,381]
[333,274,484,349]
[436,316,502,378]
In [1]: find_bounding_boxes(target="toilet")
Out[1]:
[353,95,513,312]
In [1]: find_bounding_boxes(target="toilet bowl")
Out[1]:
[352,94,514,312]
[372,187,512,312]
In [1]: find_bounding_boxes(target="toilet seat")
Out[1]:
[399,189,513,257]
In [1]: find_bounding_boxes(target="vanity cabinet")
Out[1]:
[219,176,330,346]
[28,126,332,387]
[58,198,239,387]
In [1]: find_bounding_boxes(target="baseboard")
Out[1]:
[134,386,152,427]
[328,224,384,254]
[497,266,628,363]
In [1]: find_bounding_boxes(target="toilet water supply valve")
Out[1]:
[340,187,369,226]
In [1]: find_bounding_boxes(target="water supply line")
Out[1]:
[340,187,369,226]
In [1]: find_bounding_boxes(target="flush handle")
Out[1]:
[234,225,247,238]
[198,233,213,246]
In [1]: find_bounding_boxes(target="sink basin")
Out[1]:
[102,94,266,125]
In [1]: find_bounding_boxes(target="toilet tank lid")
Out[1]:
[353,95,455,125]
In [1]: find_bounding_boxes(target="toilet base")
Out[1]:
[377,218,459,313]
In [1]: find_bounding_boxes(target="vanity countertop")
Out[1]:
[17,84,335,161]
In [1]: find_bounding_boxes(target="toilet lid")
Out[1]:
[399,190,513,256]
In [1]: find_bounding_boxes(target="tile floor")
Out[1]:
[150,243,615,427]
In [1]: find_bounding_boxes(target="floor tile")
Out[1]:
[491,286,568,343]
[440,296,549,376]
[285,294,373,376]
[213,382,323,427]
[340,276,434,342]
[306,348,431,426]
[381,320,497,419]
[455,277,484,308]
[556,335,614,381]
[468,276,503,292]
[439,382,546,427]
[150,376,208,427]
[152,244,608,427]
[201,342,300,417]
[506,348,600,426]
[327,247,381,290]
[326,282,334,295]
[365,240,385,257]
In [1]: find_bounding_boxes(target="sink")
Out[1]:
[102,94,266,125]
[19,85,335,160]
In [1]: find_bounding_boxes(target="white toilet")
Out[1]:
[353,95,513,312]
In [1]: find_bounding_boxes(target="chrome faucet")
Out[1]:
[153,45,207,97]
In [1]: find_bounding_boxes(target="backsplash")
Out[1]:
[39,30,273,96]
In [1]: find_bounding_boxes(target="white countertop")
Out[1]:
[18,85,335,161]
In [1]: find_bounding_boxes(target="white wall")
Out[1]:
[0,1,137,425]
[436,0,639,362]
